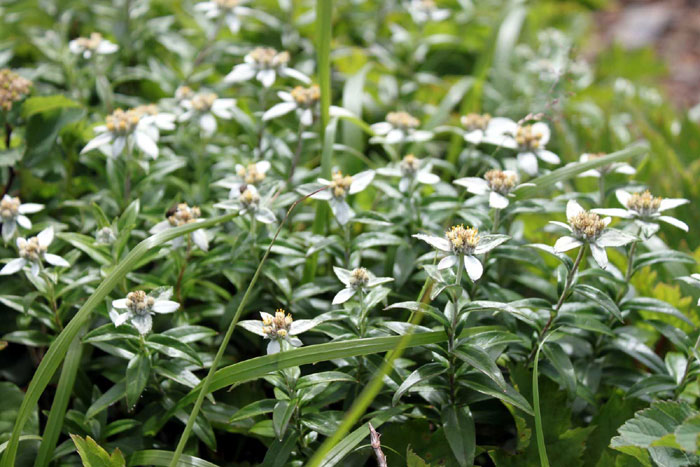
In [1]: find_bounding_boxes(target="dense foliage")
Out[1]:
[1,0,699,466]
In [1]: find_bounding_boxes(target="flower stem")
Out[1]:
[447,254,464,404]
[529,244,586,363]
[2,123,14,197]
[288,121,305,183]
[598,175,606,206]
[492,208,501,232]
[175,236,192,307]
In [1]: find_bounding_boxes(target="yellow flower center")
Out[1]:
[262,309,294,339]
[515,125,544,149]
[167,203,201,226]
[18,236,47,262]
[105,108,141,134]
[349,267,370,288]
[74,32,105,51]
[386,111,420,130]
[400,154,420,175]
[0,69,32,111]
[237,164,266,185]
[240,187,260,208]
[214,0,240,8]
[329,171,353,199]
[132,104,159,117]
[460,113,491,131]
[190,93,218,112]
[569,211,606,240]
[626,190,662,216]
[249,47,290,68]
[125,290,155,315]
[484,169,518,194]
[290,85,320,107]
[446,225,480,254]
[0,196,21,219]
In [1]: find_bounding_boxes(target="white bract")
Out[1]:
[110,289,179,335]
[484,118,560,175]
[132,104,177,141]
[376,154,440,193]
[214,184,276,224]
[577,153,636,178]
[238,309,319,354]
[311,170,375,225]
[370,111,433,144]
[414,225,509,281]
[332,266,394,305]
[460,113,494,145]
[1,195,43,242]
[407,0,450,23]
[81,108,160,159]
[216,160,271,196]
[194,0,254,34]
[178,92,237,137]
[592,190,689,238]
[552,200,636,269]
[68,32,118,59]
[454,169,528,209]
[0,227,69,277]
[225,47,310,88]
[150,203,209,251]
[263,85,320,127]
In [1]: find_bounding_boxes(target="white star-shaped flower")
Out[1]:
[483,118,560,175]
[214,184,276,224]
[1,195,43,242]
[376,154,440,193]
[110,289,179,335]
[225,47,310,88]
[0,227,69,277]
[311,170,375,225]
[332,266,394,305]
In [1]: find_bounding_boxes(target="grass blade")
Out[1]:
[0,212,237,467]
[128,450,219,467]
[533,337,551,467]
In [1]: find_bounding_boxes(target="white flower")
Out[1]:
[460,113,494,145]
[263,85,320,127]
[592,190,689,238]
[1,195,43,242]
[370,111,433,145]
[150,203,209,251]
[552,200,636,269]
[311,170,375,225]
[178,91,236,137]
[332,266,394,305]
[110,289,179,335]
[0,227,69,277]
[484,118,560,175]
[454,169,528,209]
[95,226,117,245]
[238,309,317,354]
[81,108,160,159]
[406,0,450,23]
[414,225,509,281]
[132,104,177,141]
[68,32,118,59]
[214,184,276,224]
[577,153,636,178]
[194,0,254,34]
[215,160,271,196]
[376,154,440,192]
[225,47,310,88]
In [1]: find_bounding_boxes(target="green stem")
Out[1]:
[532,338,550,467]
[598,176,606,206]
[447,255,464,405]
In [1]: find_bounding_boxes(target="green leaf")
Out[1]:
[229,399,277,423]
[86,382,126,420]
[272,400,296,440]
[341,63,371,154]
[70,434,126,467]
[456,345,507,390]
[145,335,202,366]
[262,430,298,467]
[515,143,648,200]
[127,450,219,467]
[542,342,577,396]
[441,405,475,467]
[632,250,695,274]
[23,105,84,167]
[406,447,431,467]
[574,284,623,323]
[461,373,534,416]
[126,354,151,408]
[392,363,445,406]
[20,95,80,117]
[296,371,356,389]
[621,297,694,326]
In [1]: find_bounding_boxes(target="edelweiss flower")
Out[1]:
[376,154,440,192]
[150,203,209,251]
[132,104,177,140]
[68,32,118,59]
[0,69,32,111]
[414,225,509,281]
[577,153,636,178]
[194,0,254,34]
[552,200,636,269]
[1,195,43,242]
[178,91,236,137]
[95,226,117,245]
[370,111,433,144]
[216,160,271,196]
[460,113,493,145]
[484,118,560,175]
[239,309,319,354]
[332,266,394,305]
[110,289,179,335]
[311,170,375,225]
[406,0,450,23]
[214,184,276,224]
[263,85,320,126]
[592,190,689,238]
[454,169,527,209]
[0,227,69,277]
[225,47,310,88]
[81,108,160,159]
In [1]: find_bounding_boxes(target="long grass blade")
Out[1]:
[0,212,238,467]
[129,449,219,467]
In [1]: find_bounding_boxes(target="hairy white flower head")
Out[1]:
[377,154,440,193]
[150,203,209,251]
[225,47,310,88]
[332,266,394,304]
[110,289,179,335]
[81,108,161,159]
[454,169,526,209]
[0,227,69,277]
[370,111,433,144]
[178,91,237,137]
[1,195,43,242]
[483,118,560,175]
[68,32,118,59]
[312,170,375,225]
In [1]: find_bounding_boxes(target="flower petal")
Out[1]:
[0,258,26,275]
[280,67,311,83]
[615,190,631,208]
[553,236,583,253]
[590,208,633,218]
[225,64,256,83]
[152,300,180,314]
[349,170,375,194]
[596,229,637,247]
[112,298,129,309]
[489,191,509,209]
[15,215,31,229]
[17,203,44,214]
[517,152,539,175]
[589,243,609,269]
[330,198,354,225]
[464,255,483,281]
[474,234,510,254]
[262,102,297,121]
[658,198,689,212]
[658,216,689,231]
[536,149,560,164]
[437,255,458,270]
[416,171,440,185]
[453,177,489,195]
[131,314,153,335]
[413,233,451,252]
[81,132,113,154]
[266,339,281,354]
[566,200,585,221]
[45,253,69,268]
[332,287,356,305]
[37,226,54,248]
[237,320,266,336]
[135,131,159,159]
[191,229,209,251]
